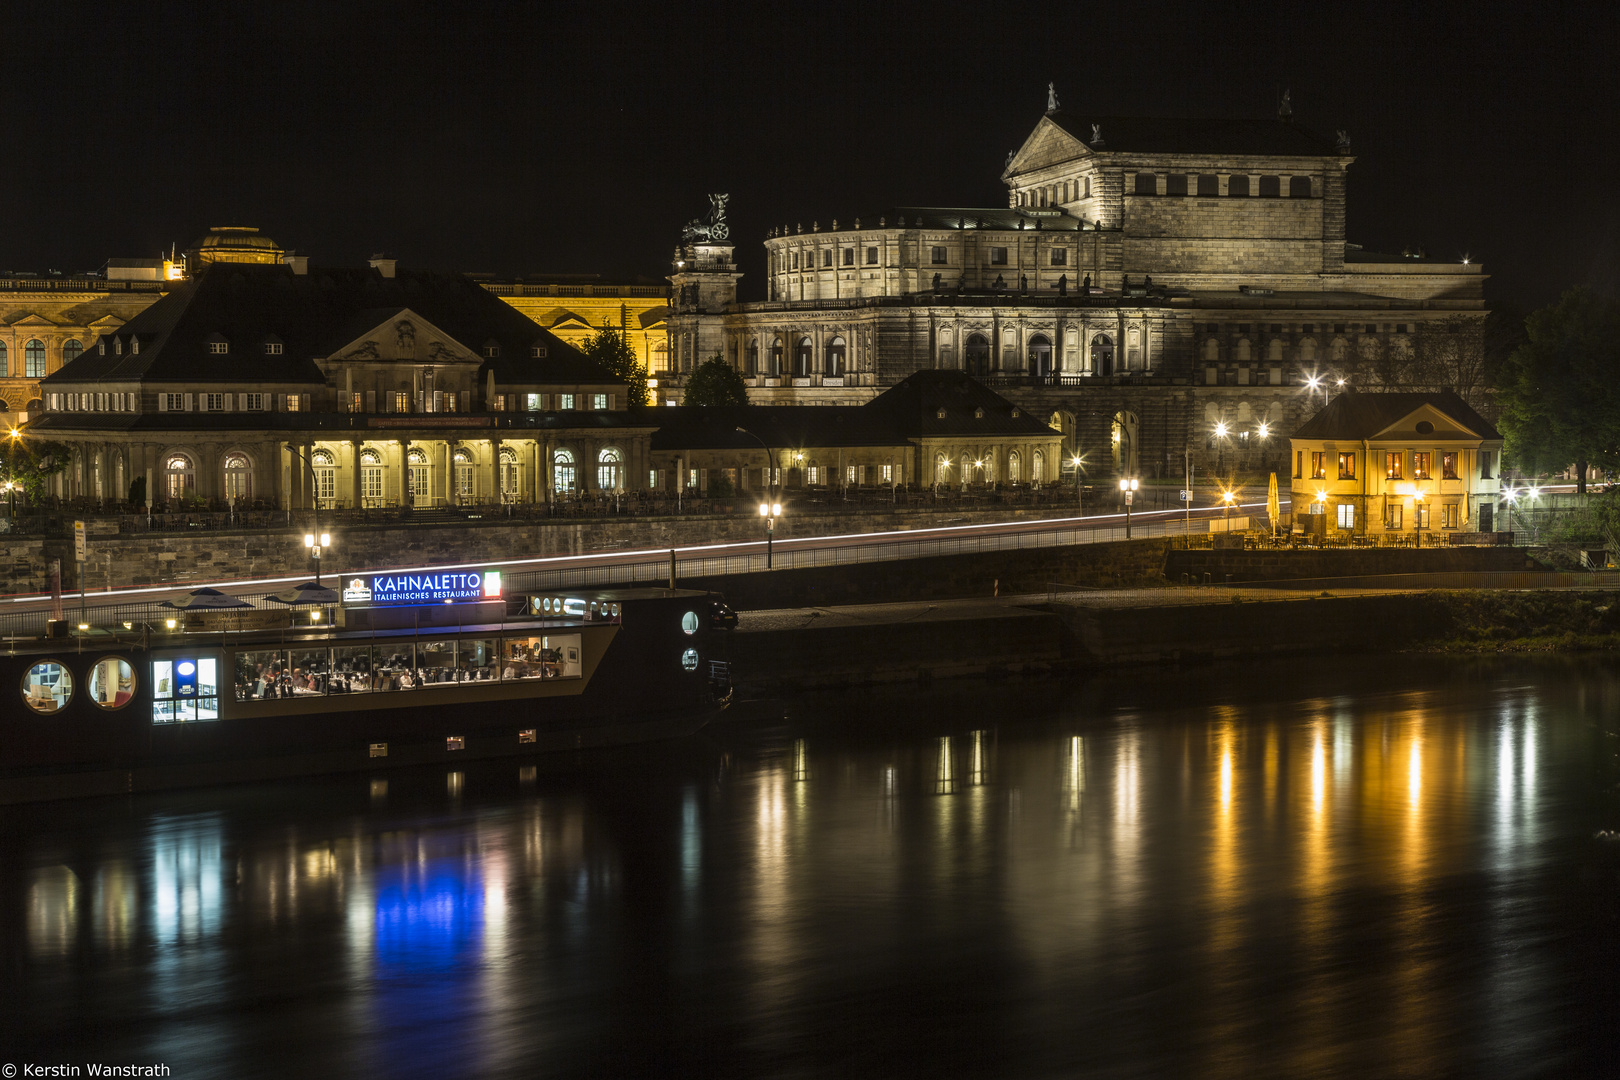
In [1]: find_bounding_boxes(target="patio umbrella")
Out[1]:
[159,586,253,610]
[264,581,341,606]
[1267,472,1281,537]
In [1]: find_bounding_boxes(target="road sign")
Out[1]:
[1179,490,1191,501]
[74,519,87,563]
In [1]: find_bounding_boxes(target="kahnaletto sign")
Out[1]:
[343,569,502,607]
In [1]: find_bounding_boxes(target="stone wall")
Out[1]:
[34,504,1090,594]
[1165,545,1536,583]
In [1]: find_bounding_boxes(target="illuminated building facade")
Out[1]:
[477,274,670,376]
[664,96,1487,481]
[1287,391,1503,537]
[31,235,653,510]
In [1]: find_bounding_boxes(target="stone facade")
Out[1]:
[662,101,1488,482]
[0,277,166,422]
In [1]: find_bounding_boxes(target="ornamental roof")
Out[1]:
[1290,391,1501,443]
[42,262,619,387]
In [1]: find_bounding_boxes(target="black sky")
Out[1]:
[2,0,1616,309]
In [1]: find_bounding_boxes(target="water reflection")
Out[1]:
[3,660,1617,1077]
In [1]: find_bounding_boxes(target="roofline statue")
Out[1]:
[681,193,731,243]
[1047,82,1060,114]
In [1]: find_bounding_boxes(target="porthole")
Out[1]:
[88,656,136,710]
[681,648,700,672]
[681,611,699,635]
[22,660,73,714]
[1416,420,1434,435]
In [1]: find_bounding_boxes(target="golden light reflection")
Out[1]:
[971,730,989,787]
[935,736,956,795]
[28,866,79,957]
[1408,736,1423,807]
[792,738,809,782]
[1065,735,1084,812]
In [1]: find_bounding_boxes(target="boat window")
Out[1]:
[237,649,289,700]
[415,640,458,685]
[152,656,220,724]
[681,611,699,635]
[88,657,135,710]
[330,645,374,694]
[456,639,501,683]
[681,648,700,672]
[22,660,73,713]
[502,633,583,680]
[289,648,331,695]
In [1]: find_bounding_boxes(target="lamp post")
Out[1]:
[303,530,331,585]
[1119,476,1139,538]
[1221,487,1236,532]
[1071,453,1085,514]
[757,499,783,569]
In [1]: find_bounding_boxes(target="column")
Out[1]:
[489,437,502,505]
[442,440,453,506]
[398,439,411,506]
[350,440,363,508]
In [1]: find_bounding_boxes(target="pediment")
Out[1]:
[1370,402,1483,442]
[86,315,126,329]
[6,313,61,327]
[329,308,476,364]
[547,310,595,330]
[1004,116,1092,180]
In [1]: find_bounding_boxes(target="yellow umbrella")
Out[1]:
[1267,471,1281,537]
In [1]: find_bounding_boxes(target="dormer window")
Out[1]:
[936,408,947,419]
[974,407,985,419]
[265,342,283,355]
[531,345,547,358]
[209,341,229,355]
[131,338,140,355]
[114,339,123,355]
[98,340,106,356]
[1011,408,1021,417]
[484,342,501,358]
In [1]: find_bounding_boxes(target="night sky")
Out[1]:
[3,1,1615,309]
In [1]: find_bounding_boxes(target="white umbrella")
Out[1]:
[265,581,340,605]
[159,586,252,610]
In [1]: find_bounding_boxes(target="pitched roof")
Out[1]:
[645,373,1057,452]
[865,370,1059,438]
[1045,112,1341,157]
[42,262,619,386]
[1291,391,1501,442]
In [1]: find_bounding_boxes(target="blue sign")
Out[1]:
[348,570,503,607]
[174,659,198,698]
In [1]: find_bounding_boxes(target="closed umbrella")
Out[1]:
[1267,471,1281,540]
[159,586,252,610]
[265,581,341,606]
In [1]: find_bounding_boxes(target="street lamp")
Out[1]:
[1070,453,1086,513]
[1221,487,1236,532]
[1119,476,1139,538]
[757,500,783,568]
[303,531,331,585]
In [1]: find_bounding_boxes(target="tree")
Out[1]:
[1369,314,1491,409]
[1495,287,1620,493]
[581,327,649,407]
[0,436,69,506]
[683,354,749,407]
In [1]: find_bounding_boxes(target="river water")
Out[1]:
[3,657,1619,1079]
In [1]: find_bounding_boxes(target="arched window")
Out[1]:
[553,448,576,495]
[1300,338,1317,363]
[1289,176,1312,198]
[1028,334,1052,376]
[499,446,520,500]
[453,448,474,502]
[1008,450,1022,483]
[408,446,432,502]
[0,400,10,412]
[62,339,82,365]
[1235,338,1252,363]
[359,448,383,504]
[311,449,336,505]
[935,453,950,485]
[770,338,784,376]
[1032,449,1045,484]
[794,337,813,378]
[959,453,973,489]
[747,340,759,375]
[1090,333,1114,375]
[165,453,195,502]
[825,335,846,377]
[1330,337,1349,363]
[25,340,46,378]
[0,341,7,375]
[1258,176,1281,197]
[650,341,670,373]
[597,447,622,492]
[1267,339,1284,362]
[1203,338,1219,362]
[964,333,990,376]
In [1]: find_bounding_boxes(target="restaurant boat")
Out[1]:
[0,579,732,804]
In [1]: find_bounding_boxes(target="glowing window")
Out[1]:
[88,657,135,710]
[22,660,72,713]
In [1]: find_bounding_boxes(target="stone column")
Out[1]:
[398,439,411,507]
[489,437,502,505]
[442,440,453,506]
[350,440,363,508]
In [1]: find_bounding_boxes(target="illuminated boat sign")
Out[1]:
[344,570,502,607]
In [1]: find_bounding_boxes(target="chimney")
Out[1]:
[283,253,308,275]
[369,254,396,278]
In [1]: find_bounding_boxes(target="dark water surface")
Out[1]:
[4,657,1620,1079]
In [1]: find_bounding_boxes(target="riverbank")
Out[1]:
[723,586,1620,693]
